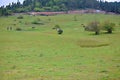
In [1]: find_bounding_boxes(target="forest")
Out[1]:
[0,0,120,16]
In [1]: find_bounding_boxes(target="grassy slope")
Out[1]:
[0,14,120,80]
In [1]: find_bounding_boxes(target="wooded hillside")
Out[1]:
[0,0,120,16]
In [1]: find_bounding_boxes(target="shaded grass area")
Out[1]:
[77,38,110,47]
[0,14,120,80]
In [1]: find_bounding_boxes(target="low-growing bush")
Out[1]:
[102,21,115,33]
[16,27,22,31]
[83,20,115,35]
[17,15,23,19]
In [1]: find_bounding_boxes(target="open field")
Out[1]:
[0,14,120,80]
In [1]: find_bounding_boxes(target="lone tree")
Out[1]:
[82,21,100,35]
[53,25,63,35]
[102,21,115,34]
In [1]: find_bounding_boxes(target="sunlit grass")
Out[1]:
[0,14,120,80]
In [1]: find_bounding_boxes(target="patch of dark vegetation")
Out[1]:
[16,27,22,31]
[82,20,115,35]
[31,21,44,25]
[17,15,23,19]
[100,70,108,73]
[7,26,12,31]
[116,65,120,67]
[32,26,36,29]
[19,21,22,23]
[14,19,16,21]
[102,21,115,34]
[12,24,16,26]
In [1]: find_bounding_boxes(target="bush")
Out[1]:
[16,27,22,31]
[102,21,115,33]
[86,21,100,35]
[17,15,23,19]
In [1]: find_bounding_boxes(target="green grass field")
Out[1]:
[0,14,120,80]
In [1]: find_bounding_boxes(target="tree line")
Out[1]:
[0,0,120,16]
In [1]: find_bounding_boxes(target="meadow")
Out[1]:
[0,13,120,80]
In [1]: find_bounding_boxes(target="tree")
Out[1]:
[85,21,100,35]
[0,0,120,15]
[102,21,115,33]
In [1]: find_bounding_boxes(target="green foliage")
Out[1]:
[55,25,60,28]
[17,15,23,19]
[102,21,115,33]
[34,7,41,12]
[0,0,120,16]
[16,27,22,31]
[86,21,100,35]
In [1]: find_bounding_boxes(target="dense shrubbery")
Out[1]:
[84,21,115,35]
[102,21,115,33]
[85,21,100,35]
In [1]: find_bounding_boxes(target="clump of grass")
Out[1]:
[37,18,41,21]
[19,21,22,23]
[11,65,16,69]
[100,70,108,73]
[31,20,44,25]
[77,38,110,48]
[17,15,23,19]
[39,54,43,57]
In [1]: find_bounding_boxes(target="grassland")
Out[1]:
[0,14,120,80]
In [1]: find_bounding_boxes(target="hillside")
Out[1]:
[0,0,120,16]
[0,14,120,80]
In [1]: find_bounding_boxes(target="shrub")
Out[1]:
[86,21,100,35]
[16,27,22,31]
[17,15,23,19]
[102,21,115,33]
[55,25,60,28]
